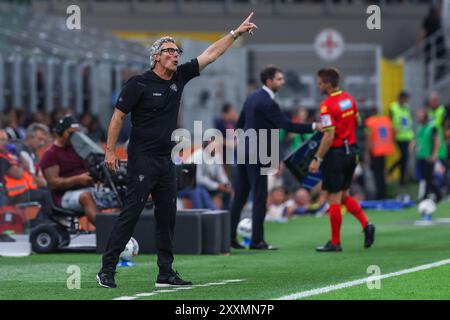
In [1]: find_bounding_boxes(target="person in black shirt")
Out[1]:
[97,13,258,289]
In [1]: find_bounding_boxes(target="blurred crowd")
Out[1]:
[0,107,108,144]
[0,107,109,227]
[1,83,450,228]
[177,87,450,222]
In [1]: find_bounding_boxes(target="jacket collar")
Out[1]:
[262,85,275,100]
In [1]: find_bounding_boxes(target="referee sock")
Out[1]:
[329,204,342,246]
[343,196,368,229]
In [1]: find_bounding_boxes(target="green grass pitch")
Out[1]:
[1,202,450,300]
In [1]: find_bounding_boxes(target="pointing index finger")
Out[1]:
[244,12,254,23]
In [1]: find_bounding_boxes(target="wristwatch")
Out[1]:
[230,30,239,41]
[313,155,323,163]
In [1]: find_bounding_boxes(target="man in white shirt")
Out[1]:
[188,140,231,209]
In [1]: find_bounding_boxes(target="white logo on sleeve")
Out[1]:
[170,84,178,92]
[138,175,145,182]
[321,114,333,127]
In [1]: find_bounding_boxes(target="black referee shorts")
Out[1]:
[321,145,359,193]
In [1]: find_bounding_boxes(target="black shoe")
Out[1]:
[364,223,376,248]
[231,239,245,249]
[249,241,278,250]
[316,241,342,252]
[96,271,116,288]
[156,270,192,288]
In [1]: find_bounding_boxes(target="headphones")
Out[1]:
[54,115,77,136]
[54,118,67,136]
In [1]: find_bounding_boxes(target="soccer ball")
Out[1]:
[120,237,139,261]
[237,218,252,239]
[418,199,436,217]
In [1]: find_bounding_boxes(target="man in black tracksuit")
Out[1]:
[97,13,258,288]
[230,65,321,250]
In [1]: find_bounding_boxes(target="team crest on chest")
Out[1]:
[170,83,178,92]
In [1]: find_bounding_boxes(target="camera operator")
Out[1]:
[40,115,99,226]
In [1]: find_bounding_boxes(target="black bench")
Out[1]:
[96,209,230,255]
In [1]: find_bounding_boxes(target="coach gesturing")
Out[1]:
[97,13,258,288]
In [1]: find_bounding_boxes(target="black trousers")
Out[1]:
[370,156,386,200]
[389,141,410,184]
[230,164,267,244]
[418,159,442,202]
[101,154,177,274]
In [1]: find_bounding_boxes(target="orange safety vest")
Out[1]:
[365,115,395,157]
[0,152,38,197]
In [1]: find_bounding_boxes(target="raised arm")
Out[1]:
[197,12,257,72]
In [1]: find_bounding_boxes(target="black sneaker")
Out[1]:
[155,270,192,288]
[316,241,342,252]
[231,239,245,249]
[96,271,117,288]
[249,241,278,250]
[364,223,376,248]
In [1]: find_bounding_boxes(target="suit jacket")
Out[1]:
[236,88,314,165]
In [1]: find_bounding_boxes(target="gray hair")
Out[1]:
[27,123,50,137]
[149,36,176,69]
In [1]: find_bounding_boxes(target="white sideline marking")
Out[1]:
[134,293,158,297]
[276,258,450,300]
[113,296,138,300]
[113,279,245,300]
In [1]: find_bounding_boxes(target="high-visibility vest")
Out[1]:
[389,101,414,142]
[0,152,38,197]
[365,115,396,157]
[428,105,446,127]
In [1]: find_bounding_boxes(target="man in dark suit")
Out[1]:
[230,65,322,250]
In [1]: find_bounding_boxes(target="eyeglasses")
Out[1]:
[160,48,183,56]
